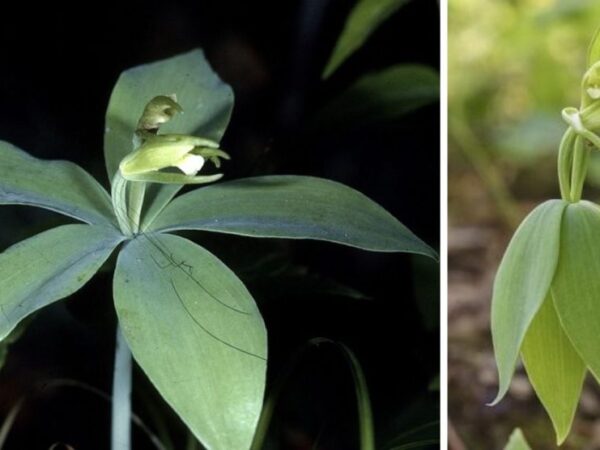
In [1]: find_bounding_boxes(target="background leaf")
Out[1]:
[315,65,439,130]
[0,224,122,340]
[521,293,585,444]
[323,0,410,78]
[113,233,267,450]
[0,142,116,227]
[588,25,600,67]
[148,175,436,258]
[490,199,567,404]
[553,201,600,381]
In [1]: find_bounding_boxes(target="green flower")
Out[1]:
[118,95,230,185]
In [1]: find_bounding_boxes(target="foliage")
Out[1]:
[0,50,435,450]
[491,27,600,445]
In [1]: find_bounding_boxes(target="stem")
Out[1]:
[111,173,133,236]
[127,181,146,233]
[112,325,132,450]
[558,128,575,202]
[569,136,591,202]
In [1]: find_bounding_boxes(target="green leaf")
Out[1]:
[504,429,531,450]
[323,0,410,78]
[0,224,123,340]
[315,65,439,130]
[553,201,600,382]
[104,50,234,230]
[521,293,585,444]
[0,142,116,227]
[113,233,267,450]
[148,176,436,259]
[490,199,567,404]
[588,26,600,68]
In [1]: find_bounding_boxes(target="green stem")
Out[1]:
[111,173,133,236]
[569,136,591,203]
[558,128,576,202]
[112,325,132,450]
[127,181,146,233]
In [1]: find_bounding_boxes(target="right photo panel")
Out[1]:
[449,2,600,449]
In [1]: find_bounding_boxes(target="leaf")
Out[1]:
[0,142,116,227]
[521,293,585,444]
[503,429,531,450]
[104,49,234,229]
[323,0,410,78]
[588,25,600,68]
[148,175,436,259]
[113,233,267,450]
[490,199,567,404]
[553,201,600,382]
[315,65,439,130]
[0,224,123,340]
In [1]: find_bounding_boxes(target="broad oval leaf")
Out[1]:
[113,233,267,450]
[104,50,234,231]
[323,0,410,78]
[521,293,585,444]
[0,224,123,340]
[147,175,436,258]
[553,201,600,381]
[490,199,567,404]
[0,142,116,227]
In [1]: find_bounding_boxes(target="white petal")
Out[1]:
[175,154,205,176]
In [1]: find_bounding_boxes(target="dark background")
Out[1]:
[0,1,439,449]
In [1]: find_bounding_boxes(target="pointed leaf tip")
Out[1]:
[521,293,585,445]
[491,200,567,404]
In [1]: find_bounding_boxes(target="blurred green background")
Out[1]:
[449,1,600,449]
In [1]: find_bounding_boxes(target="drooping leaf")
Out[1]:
[113,233,267,450]
[503,429,531,450]
[490,199,567,404]
[553,201,600,381]
[323,0,410,78]
[0,142,116,227]
[0,224,123,340]
[315,65,439,130]
[521,293,585,444]
[104,50,234,230]
[147,175,436,259]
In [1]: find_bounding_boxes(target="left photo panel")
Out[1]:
[0,1,440,449]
